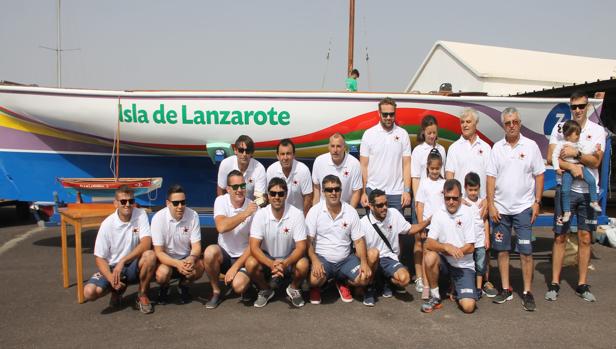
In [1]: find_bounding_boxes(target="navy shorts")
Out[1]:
[473,247,487,276]
[219,247,248,275]
[554,186,597,235]
[317,254,361,282]
[86,258,140,290]
[439,255,476,300]
[261,252,293,278]
[378,256,406,278]
[491,207,533,255]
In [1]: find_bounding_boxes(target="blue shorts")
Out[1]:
[473,247,487,276]
[439,255,476,300]
[261,252,293,278]
[491,207,533,255]
[220,247,248,275]
[317,254,361,282]
[554,186,597,235]
[378,256,406,278]
[86,258,140,290]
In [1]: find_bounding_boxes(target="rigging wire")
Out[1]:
[321,38,332,90]
[362,15,372,91]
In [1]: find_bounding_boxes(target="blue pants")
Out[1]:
[561,167,597,213]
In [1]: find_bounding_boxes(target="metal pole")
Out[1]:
[57,0,62,87]
[347,0,355,76]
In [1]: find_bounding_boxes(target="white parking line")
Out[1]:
[0,226,45,256]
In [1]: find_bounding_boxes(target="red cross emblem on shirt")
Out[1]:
[519,152,526,160]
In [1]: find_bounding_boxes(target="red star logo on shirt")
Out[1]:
[343,170,350,177]
[293,180,299,186]
[478,149,484,155]
[586,134,592,141]
[456,219,462,227]
[283,227,290,234]
[519,152,526,160]
[248,178,254,184]
[132,227,139,234]
[394,135,400,141]
[342,222,348,229]
[183,227,189,233]
[388,224,393,232]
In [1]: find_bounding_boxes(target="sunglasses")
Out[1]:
[570,103,587,111]
[381,112,395,118]
[170,200,186,207]
[236,147,253,154]
[372,202,388,208]
[229,183,247,191]
[118,198,135,206]
[323,187,342,193]
[504,119,520,127]
[268,190,286,198]
[444,196,460,202]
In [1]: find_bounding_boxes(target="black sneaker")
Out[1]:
[575,284,597,302]
[522,291,536,311]
[178,284,192,304]
[158,286,169,305]
[493,288,513,304]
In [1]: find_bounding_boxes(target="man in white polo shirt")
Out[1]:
[203,170,257,309]
[266,138,313,215]
[83,186,156,314]
[152,184,204,305]
[312,133,362,207]
[306,174,373,304]
[361,189,431,306]
[487,107,545,312]
[423,179,477,314]
[445,108,492,199]
[545,91,606,303]
[360,97,412,212]
[245,177,309,308]
[217,134,267,202]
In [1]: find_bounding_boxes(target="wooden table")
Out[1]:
[60,203,115,304]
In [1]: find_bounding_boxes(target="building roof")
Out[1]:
[406,41,616,92]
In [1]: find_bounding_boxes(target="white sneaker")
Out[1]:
[589,202,602,213]
[562,212,571,223]
[414,277,424,293]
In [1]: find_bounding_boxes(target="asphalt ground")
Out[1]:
[1,206,616,348]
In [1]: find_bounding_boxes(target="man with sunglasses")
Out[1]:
[83,186,157,314]
[312,133,362,208]
[306,174,373,304]
[266,138,313,215]
[217,135,267,202]
[151,184,204,305]
[423,179,477,314]
[545,91,606,303]
[360,189,431,306]
[203,170,257,308]
[360,97,412,213]
[245,177,309,308]
[487,107,545,311]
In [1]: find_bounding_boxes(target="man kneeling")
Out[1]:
[423,179,477,314]
[83,186,156,314]
[246,177,309,308]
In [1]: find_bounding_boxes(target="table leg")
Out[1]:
[61,218,69,288]
[75,223,85,304]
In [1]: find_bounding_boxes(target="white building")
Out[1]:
[405,41,616,96]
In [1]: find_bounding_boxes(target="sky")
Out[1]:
[1,0,615,92]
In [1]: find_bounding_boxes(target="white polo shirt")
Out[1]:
[415,178,445,221]
[266,159,313,211]
[486,135,545,215]
[360,123,412,195]
[213,194,254,258]
[549,120,606,194]
[151,207,201,260]
[360,208,411,261]
[445,136,491,198]
[305,201,363,263]
[217,155,267,200]
[94,208,151,266]
[312,152,362,204]
[250,204,307,259]
[411,142,447,180]
[465,197,486,249]
[428,205,476,270]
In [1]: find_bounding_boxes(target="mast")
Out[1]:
[57,0,62,87]
[347,0,355,76]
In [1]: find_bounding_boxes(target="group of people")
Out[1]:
[84,92,606,314]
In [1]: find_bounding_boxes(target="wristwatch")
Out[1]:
[404,187,411,193]
[534,199,541,206]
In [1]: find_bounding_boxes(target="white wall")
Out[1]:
[409,47,482,93]
[483,78,564,96]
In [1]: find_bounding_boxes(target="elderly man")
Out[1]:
[266,138,313,215]
[423,179,477,314]
[245,177,309,308]
[203,170,257,309]
[487,107,545,311]
[360,97,412,212]
[545,91,606,302]
[83,186,157,314]
[217,134,267,202]
[312,132,362,207]
[306,174,373,304]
